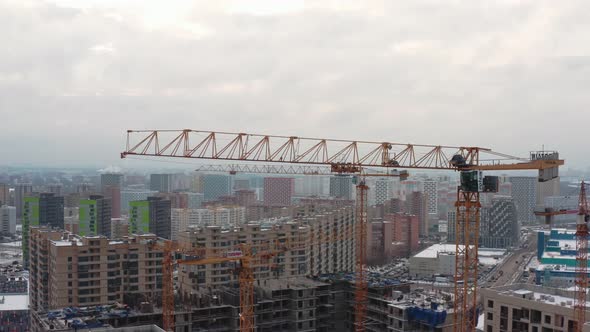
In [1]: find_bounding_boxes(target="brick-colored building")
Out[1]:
[29,227,163,311]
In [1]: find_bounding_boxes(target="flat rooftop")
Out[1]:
[412,244,506,259]
[0,294,28,311]
[486,283,590,309]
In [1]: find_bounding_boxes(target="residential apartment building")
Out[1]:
[329,175,353,200]
[510,176,537,224]
[129,197,172,239]
[79,194,112,237]
[176,206,355,294]
[263,178,294,207]
[480,195,519,248]
[29,227,163,311]
[14,183,32,220]
[171,207,246,240]
[0,183,9,206]
[23,193,64,267]
[150,174,173,192]
[121,190,158,214]
[203,174,232,201]
[101,173,123,218]
[0,205,16,235]
[481,284,590,332]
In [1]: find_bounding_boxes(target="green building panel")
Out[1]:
[79,199,98,236]
[129,200,150,234]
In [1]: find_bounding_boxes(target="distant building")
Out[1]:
[235,189,257,207]
[447,210,456,242]
[510,176,537,224]
[111,218,129,239]
[329,175,353,200]
[383,213,420,257]
[263,177,294,206]
[171,207,246,239]
[0,205,16,235]
[120,190,158,214]
[23,193,64,267]
[203,174,232,201]
[480,196,519,248]
[150,174,172,192]
[406,191,427,237]
[14,184,32,220]
[129,197,171,239]
[79,194,112,237]
[0,183,9,206]
[101,174,123,219]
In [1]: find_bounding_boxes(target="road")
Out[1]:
[484,232,537,287]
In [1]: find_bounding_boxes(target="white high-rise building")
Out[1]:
[423,180,438,215]
[0,205,16,235]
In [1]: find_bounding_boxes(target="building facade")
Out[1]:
[0,205,16,235]
[329,175,353,200]
[149,174,173,192]
[29,227,163,311]
[203,174,232,202]
[510,176,537,224]
[23,193,65,267]
[263,178,294,207]
[79,194,112,237]
[129,197,172,239]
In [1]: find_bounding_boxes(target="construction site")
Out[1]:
[112,129,567,332]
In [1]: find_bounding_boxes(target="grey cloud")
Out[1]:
[1,0,589,169]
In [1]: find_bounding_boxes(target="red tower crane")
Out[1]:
[122,129,564,331]
[575,181,590,332]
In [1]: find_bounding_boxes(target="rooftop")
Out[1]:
[486,283,590,309]
[413,244,506,259]
[0,294,28,311]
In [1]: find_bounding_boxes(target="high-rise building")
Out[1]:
[329,175,353,200]
[203,174,232,201]
[101,173,123,219]
[480,196,519,248]
[406,191,427,237]
[171,206,246,239]
[14,184,32,220]
[79,194,112,237]
[263,177,294,206]
[0,205,16,235]
[0,183,9,206]
[121,190,158,214]
[235,189,257,207]
[380,213,420,258]
[111,218,129,239]
[187,192,204,209]
[447,210,456,242]
[510,176,537,224]
[129,197,171,239]
[233,178,250,191]
[23,193,64,267]
[423,180,438,215]
[371,178,396,206]
[29,227,163,311]
[177,207,354,291]
[294,176,329,197]
[150,174,173,192]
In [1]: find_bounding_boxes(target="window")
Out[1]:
[486,326,493,332]
[487,312,493,320]
[545,315,551,324]
[487,300,494,308]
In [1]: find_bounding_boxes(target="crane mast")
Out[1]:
[575,181,589,332]
[123,129,564,332]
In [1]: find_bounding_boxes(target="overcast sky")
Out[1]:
[2,0,589,170]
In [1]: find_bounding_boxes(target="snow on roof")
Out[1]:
[413,244,506,259]
[0,294,28,311]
